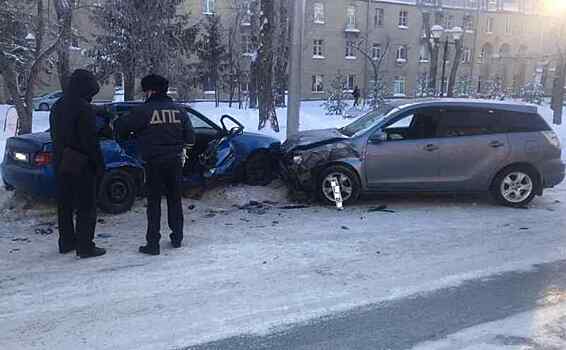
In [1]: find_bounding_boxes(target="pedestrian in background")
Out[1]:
[49,69,106,259]
[353,86,361,107]
[115,74,195,255]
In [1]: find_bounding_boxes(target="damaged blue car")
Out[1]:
[1,102,281,214]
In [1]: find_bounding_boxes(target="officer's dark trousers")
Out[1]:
[56,171,98,253]
[145,158,184,246]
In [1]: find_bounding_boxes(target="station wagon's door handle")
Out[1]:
[489,141,505,148]
[424,144,439,152]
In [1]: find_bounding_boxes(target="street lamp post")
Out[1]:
[431,25,444,96]
[287,0,306,139]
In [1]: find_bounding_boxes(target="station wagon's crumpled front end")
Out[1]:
[281,129,361,191]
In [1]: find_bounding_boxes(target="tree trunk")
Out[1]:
[123,65,136,101]
[249,58,258,109]
[447,39,463,97]
[55,0,73,91]
[257,0,279,131]
[552,58,565,125]
[422,12,438,95]
[1,59,32,134]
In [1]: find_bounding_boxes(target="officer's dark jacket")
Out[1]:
[114,94,195,162]
[49,70,105,176]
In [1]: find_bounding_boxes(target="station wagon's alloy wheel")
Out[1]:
[500,172,533,204]
[492,166,539,208]
[318,165,361,205]
[38,103,50,111]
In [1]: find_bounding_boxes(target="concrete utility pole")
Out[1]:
[286,0,305,139]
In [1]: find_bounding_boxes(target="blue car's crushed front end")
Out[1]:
[201,132,281,181]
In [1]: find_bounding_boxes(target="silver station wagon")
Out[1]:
[282,99,565,207]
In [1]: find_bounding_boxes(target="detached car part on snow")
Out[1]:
[1,103,281,214]
[281,99,565,207]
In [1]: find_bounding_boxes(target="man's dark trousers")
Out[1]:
[145,158,184,247]
[57,171,98,253]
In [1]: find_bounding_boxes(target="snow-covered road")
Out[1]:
[1,180,566,349]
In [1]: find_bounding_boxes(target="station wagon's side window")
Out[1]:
[436,109,502,137]
[501,111,551,133]
[382,108,439,141]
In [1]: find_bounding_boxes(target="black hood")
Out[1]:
[65,69,100,102]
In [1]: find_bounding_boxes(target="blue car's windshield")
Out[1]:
[339,106,397,137]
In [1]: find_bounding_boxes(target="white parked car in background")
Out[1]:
[32,90,63,111]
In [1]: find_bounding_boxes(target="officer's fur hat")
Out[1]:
[141,74,169,94]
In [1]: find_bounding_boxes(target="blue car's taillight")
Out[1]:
[34,152,53,166]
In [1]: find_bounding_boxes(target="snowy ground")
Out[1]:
[1,100,566,349]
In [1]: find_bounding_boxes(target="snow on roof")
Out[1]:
[391,98,539,113]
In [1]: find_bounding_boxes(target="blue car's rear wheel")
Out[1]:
[98,169,137,214]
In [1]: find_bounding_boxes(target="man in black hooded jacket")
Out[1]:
[49,69,106,259]
[115,74,194,255]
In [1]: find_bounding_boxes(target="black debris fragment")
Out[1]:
[12,238,30,243]
[34,228,53,235]
[204,213,216,218]
[368,205,395,213]
[97,219,106,224]
[341,226,349,230]
[188,205,196,210]
[97,233,112,239]
[278,205,309,210]
[519,227,529,230]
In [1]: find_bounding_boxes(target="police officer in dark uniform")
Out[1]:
[114,75,194,255]
[50,69,106,259]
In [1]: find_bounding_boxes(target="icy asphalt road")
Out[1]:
[185,259,566,350]
[1,182,566,349]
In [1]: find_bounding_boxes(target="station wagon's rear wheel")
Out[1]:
[38,103,50,111]
[318,165,361,206]
[492,166,539,208]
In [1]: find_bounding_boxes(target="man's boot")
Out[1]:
[139,244,160,255]
[78,246,106,259]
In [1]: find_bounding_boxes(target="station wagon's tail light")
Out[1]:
[34,152,53,166]
[543,131,561,149]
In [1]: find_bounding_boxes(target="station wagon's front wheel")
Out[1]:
[318,165,361,206]
[492,166,539,208]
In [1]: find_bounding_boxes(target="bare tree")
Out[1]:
[420,9,440,95]
[550,22,566,125]
[257,0,279,131]
[54,0,73,90]
[89,0,194,101]
[196,15,228,107]
[352,38,390,111]
[0,0,63,135]
[272,0,289,107]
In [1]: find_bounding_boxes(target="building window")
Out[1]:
[398,9,408,28]
[462,47,472,63]
[419,45,429,62]
[372,43,382,60]
[393,76,406,96]
[203,0,215,14]
[505,16,511,34]
[314,2,325,24]
[463,15,474,31]
[346,6,356,28]
[375,8,384,27]
[313,39,324,58]
[347,74,356,91]
[241,34,253,55]
[445,15,454,29]
[396,45,407,62]
[241,0,251,25]
[312,75,324,93]
[345,41,356,58]
[486,17,494,33]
